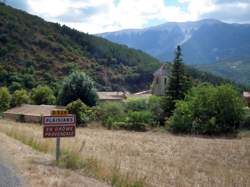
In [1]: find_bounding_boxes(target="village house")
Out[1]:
[3,104,66,123]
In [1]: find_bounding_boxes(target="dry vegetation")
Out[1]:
[0,119,250,187]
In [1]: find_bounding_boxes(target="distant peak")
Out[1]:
[197,19,222,24]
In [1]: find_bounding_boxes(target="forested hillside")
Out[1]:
[0,3,160,92]
[196,60,250,87]
[100,19,250,65]
[0,3,246,93]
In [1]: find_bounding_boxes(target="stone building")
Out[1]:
[151,65,168,96]
[3,104,66,123]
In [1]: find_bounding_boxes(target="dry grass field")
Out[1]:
[0,119,249,187]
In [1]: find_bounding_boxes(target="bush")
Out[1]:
[57,71,98,106]
[96,101,156,131]
[31,85,56,105]
[0,87,11,112]
[66,99,93,127]
[167,84,245,135]
[96,102,126,129]
[126,111,154,131]
[126,98,148,111]
[11,89,30,107]
[148,96,165,125]
[96,97,163,131]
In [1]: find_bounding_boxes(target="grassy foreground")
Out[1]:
[0,119,250,187]
[0,120,143,187]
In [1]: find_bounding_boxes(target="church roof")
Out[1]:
[153,65,168,77]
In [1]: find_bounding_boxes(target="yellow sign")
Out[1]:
[51,110,68,116]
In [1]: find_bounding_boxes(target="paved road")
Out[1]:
[0,155,22,187]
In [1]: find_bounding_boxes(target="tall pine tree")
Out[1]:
[163,45,191,117]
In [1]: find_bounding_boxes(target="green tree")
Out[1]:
[148,96,165,125]
[31,85,56,105]
[167,84,245,134]
[11,89,30,107]
[8,82,22,93]
[57,71,98,106]
[163,45,191,116]
[0,87,11,112]
[66,99,91,126]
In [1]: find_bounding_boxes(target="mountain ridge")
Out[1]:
[99,19,250,85]
[99,19,223,34]
[99,19,250,64]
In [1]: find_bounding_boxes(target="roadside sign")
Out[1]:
[42,110,76,162]
[42,115,76,138]
[43,115,75,125]
[51,110,69,116]
[43,125,75,138]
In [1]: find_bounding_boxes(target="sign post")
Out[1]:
[42,110,76,162]
[56,137,60,162]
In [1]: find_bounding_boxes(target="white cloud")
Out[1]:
[180,0,250,23]
[64,0,196,33]
[7,0,250,33]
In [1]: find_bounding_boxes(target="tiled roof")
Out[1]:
[3,104,66,116]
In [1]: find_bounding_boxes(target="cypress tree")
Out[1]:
[163,45,191,117]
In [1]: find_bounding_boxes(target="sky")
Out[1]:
[4,0,250,34]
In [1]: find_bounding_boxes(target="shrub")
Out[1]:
[0,87,11,112]
[167,84,245,135]
[148,96,165,125]
[96,102,126,129]
[31,85,56,105]
[125,96,164,126]
[57,71,98,106]
[97,99,159,131]
[66,99,92,126]
[126,98,148,111]
[126,111,154,131]
[11,89,30,107]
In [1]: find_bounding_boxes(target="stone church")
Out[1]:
[151,65,168,96]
